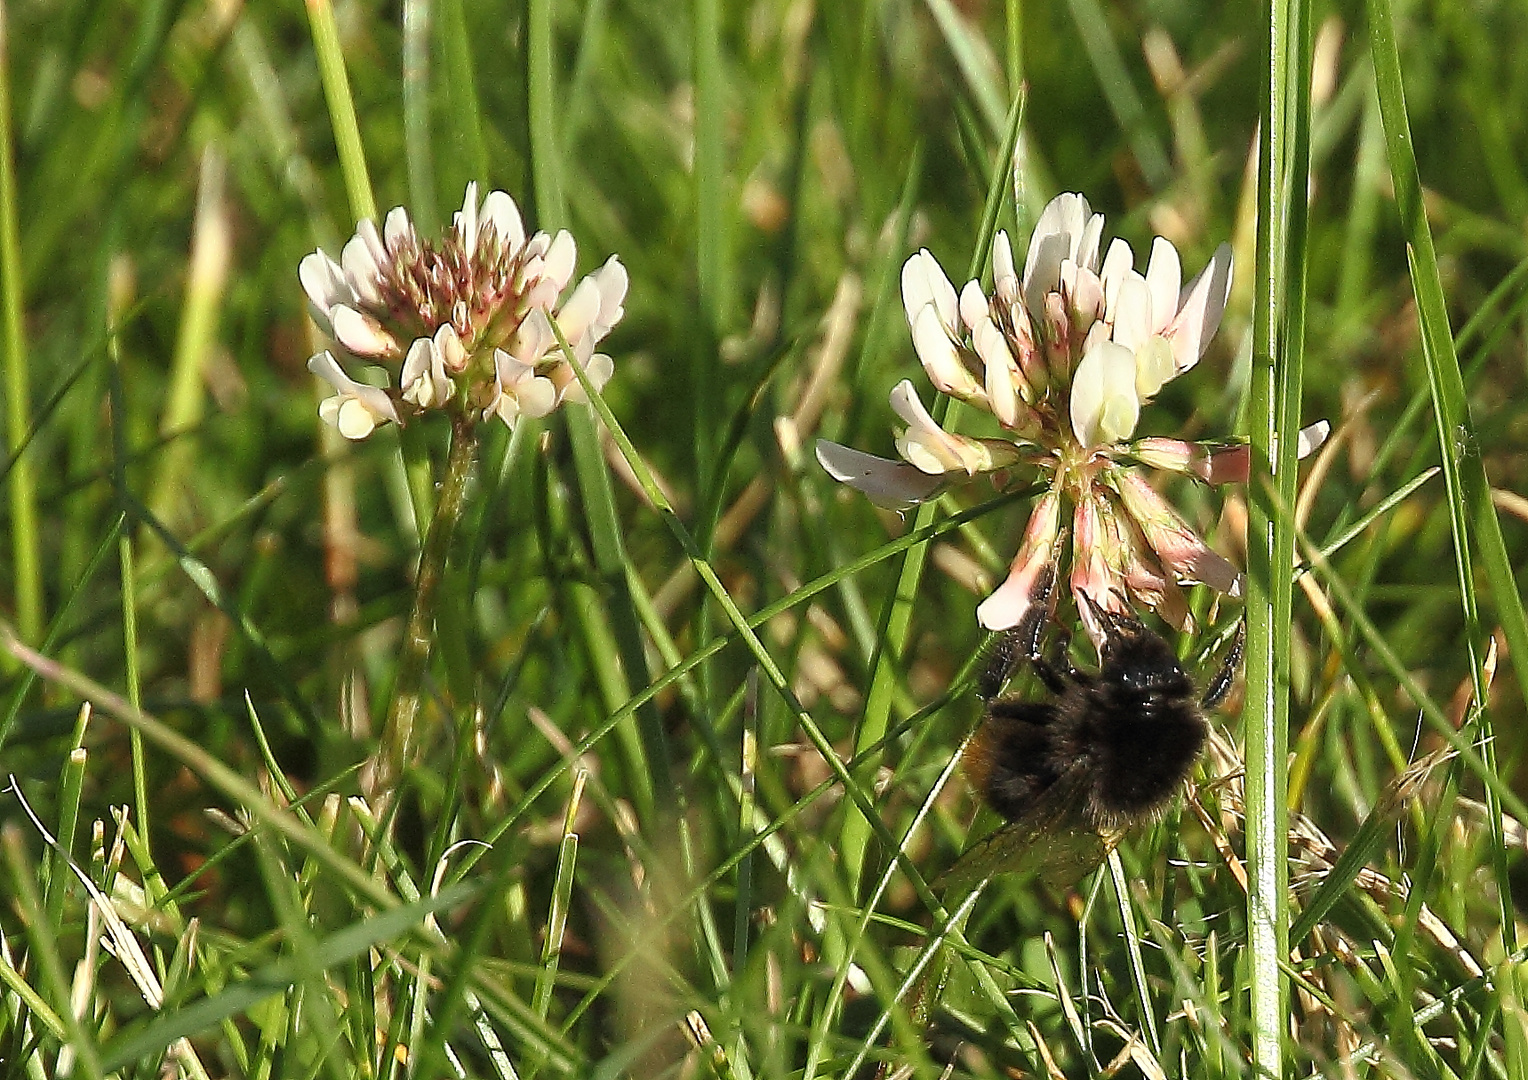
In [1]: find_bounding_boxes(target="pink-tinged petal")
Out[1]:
[910,305,982,400]
[1165,242,1232,374]
[976,491,1062,630]
[1070,340,1140,448]
[1115,470,1244,597]
[308,351,398,433]
[490,348,561,423]
[431,324,462,371]
[1132,437,1203,475]
[1023,193,1094,291]
[889,379,1017,474]
[400,338,432,401]
[900,250,959,332]
[382,207,415,252]
[519,376,558,417]
[589,256,628,339]
[815,440,945,510]
[558,353,614,403]
[1110,271,1152,353]
[521,276,560,315]
[557,276,602,347]
[1076,211,1106,272]
[481,189,526,251]
[958,279,988,333]
[584,351,615,392]
[543,230,577,294]
[355,217,387,266]
[508,308,553,365]
[1069,496,1122,647]
[1069,264,1104,328]
[332,305,398,358]
[341,227,384,304]
[521,231,549,262]
[1143,237,1182,335]
[891,399,968,474]
[1023,232,1069,317]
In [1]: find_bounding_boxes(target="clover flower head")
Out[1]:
[818,191,1326,644]
[299,183,627,439]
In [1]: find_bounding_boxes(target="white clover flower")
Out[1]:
[819,191,1325,642]
[299,183,626,437]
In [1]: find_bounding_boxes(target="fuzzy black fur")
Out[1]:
[970,602,1236,832]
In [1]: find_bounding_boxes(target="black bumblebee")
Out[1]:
[965,590,1242,837]
[942,589,1242,894]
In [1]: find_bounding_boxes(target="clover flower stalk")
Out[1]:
[301,183,627,801]
[818,192,1326,646]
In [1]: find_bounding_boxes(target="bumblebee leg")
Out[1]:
[1201,618,1246,709]
[1031,630,1078,695]
[1016,563,1058,658]
[977,564,1059,700]
[978,629,1025,700]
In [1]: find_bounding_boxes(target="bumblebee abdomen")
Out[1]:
[965,701,1062,823]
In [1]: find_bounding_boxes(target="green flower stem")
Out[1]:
[367,413,479,807]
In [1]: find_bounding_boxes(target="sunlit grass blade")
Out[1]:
[96,881,480,1073]
[0,0,39,650]
[147,147,230,534]
[1,823,107,1080]
[305,0,375,221]
[1366,3,1527,1070]
[1245,0,1311,1068]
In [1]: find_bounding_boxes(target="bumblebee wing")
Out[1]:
[937,765,1112,898]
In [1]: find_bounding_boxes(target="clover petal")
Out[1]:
[1070,340,1140,448]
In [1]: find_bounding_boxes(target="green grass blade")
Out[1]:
[96,881,480,1073]
[835,87,1027,928]
[1366,0,1526,994]
[402,0,439,231]
[437,0,488,196]
[1245,0,1311,1068]
[1062,0,1171,188]
[305,0,375,221]
[0,0,39,649]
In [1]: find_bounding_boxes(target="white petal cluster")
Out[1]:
[820,191,1282,638]
[298,183,627,439]
[887,193,1236,465]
